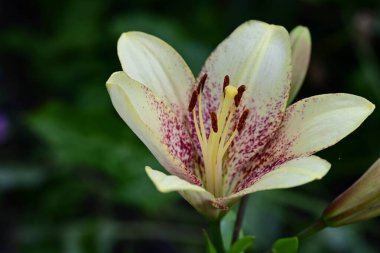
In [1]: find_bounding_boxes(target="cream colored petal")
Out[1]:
[201,20,291,113]
[146,167,225,219]
[270,93,375,158]
[118,32,195,111]
[231,94,374,193]
[200,20,292,177]
[145,166,207,193]
[107,72,199,184]
[288,26,312,104]
[224,156,330,203]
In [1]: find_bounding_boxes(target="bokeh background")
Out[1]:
[1,0,380,252]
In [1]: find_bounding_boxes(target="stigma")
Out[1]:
[189,73,248,197]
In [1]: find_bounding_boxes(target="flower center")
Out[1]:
[188,74,248,197]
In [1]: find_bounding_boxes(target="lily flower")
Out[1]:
[106,20,375,219]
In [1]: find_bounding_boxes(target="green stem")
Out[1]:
[260,219,326,253]
[209,220,225,253]
[297,219,327,240]
[232,195,249,243]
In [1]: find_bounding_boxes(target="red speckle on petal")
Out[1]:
[144,86,200,185]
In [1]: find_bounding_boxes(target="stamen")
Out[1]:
[237,109,249,133]
[190,74,249,197]
[223,75,230,94]
[211,112,218,133]
[197,73,208,93]
[188,90,198,112]
[234,85,246,107]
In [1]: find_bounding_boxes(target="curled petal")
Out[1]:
[146,167,226,220]
[224,156,330,205]
[107,72,198,184]
[288,26,312,104]
[146,166,207,193]
[118,32,195,112]
[234,94,374,191]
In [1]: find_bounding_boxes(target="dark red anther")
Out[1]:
[223,75,230,94]
[197,73,208,93]
[234,85,246,107]
[188,90,198,112]
[210,112,218,132]
[237,109,249,133]
[237,85,246,94]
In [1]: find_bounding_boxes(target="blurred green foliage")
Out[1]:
[1,0,380,252]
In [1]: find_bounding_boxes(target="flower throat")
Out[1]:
[188,74,249,197]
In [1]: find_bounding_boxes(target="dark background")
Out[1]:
[0,0,379,252]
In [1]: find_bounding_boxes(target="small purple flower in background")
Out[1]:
[0,114,9,144]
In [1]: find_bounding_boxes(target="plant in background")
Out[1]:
[106,20,375,252]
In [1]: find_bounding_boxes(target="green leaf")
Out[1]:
[228,235,255,253]
[220,210,237,250]
[203,230,217,253]
[272,237,299,253]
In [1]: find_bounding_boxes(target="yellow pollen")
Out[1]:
[191,82,243,197]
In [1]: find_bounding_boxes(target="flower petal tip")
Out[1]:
[106,71,126,89]
[145,166,207,193]
[357,96,376,119]
[145,166,172,193]
[367,101,376,112]
[315,158,331,179]
[291,26,311,40]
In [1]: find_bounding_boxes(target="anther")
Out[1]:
[211,112,218,132]
[197,73,208,93]
[234,85,246,107]
[238,85,246,94]
[188,90,198,112]
[237,109,249,132]
[223,75,230,95]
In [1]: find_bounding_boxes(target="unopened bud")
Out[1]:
[322,158,380,226]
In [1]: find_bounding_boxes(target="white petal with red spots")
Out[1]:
[107,71,199,184]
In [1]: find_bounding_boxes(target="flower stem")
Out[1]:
[297,219,327,240]
[209,220,225,253]
[232,195,249,243]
